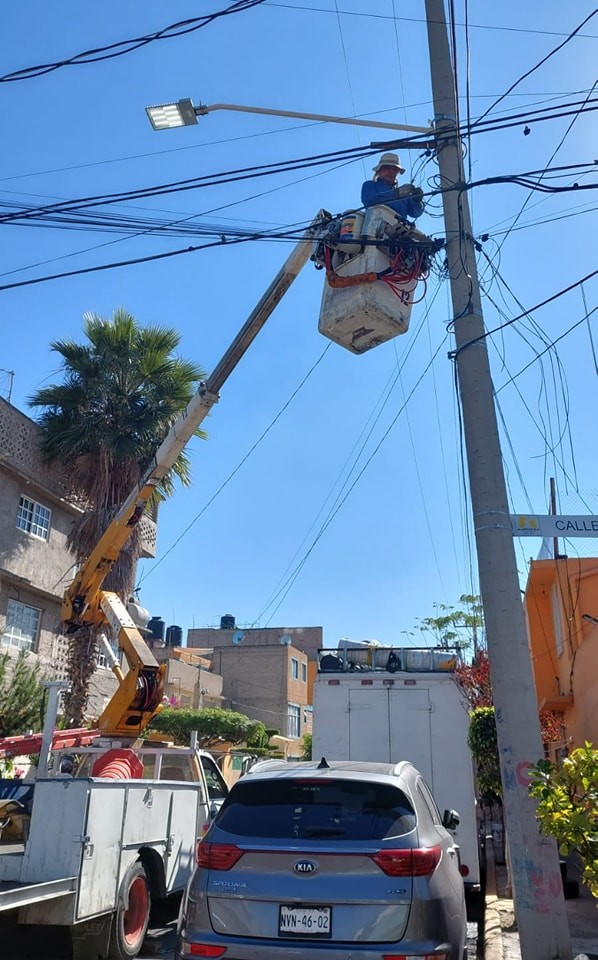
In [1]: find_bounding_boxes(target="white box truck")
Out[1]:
[312,645,480,892]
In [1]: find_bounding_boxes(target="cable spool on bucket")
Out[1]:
[91,748,144,780]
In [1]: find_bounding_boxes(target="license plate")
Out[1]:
[279,905,331,937]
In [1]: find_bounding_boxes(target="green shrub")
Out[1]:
[149,706,269,749]
[467,706,501,801]
[529,743,598,898]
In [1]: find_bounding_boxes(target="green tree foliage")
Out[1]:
[413,594,484,651]
[0,651,45,737]
[529,744,598,898]
[29,309,205,724]
[149,707,269,749]
[300,733,312,761]
[467,706,502,801]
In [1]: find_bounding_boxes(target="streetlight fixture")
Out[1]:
[145,98,199,130]
[145,97,433,137]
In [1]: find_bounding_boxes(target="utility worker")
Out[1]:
[361,152,425,220]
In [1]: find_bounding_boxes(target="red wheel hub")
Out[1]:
[123,876,148,946]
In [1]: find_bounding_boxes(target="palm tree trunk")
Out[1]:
[63,627,98,726]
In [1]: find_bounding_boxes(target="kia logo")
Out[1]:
[293,859,319,875]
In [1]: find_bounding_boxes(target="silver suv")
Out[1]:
[176,758,468,959]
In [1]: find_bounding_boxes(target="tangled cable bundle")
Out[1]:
[324,241,430,304]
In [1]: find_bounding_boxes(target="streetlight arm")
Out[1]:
[195,102,432,136]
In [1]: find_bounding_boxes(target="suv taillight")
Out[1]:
[196,842,244,870]
[372,845,441,877]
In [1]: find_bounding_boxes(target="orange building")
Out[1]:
[524,557,598,755]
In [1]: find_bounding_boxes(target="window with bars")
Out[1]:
[16,496,51,541]
[287,703,301,739]
[3,599,41,652]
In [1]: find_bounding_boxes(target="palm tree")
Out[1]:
[29,308,206,724]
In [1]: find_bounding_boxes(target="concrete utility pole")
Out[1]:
[424,2,572,956]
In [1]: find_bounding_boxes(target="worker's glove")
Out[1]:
[396,183,423,201]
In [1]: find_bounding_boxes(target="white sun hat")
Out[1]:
[372,152,405,175]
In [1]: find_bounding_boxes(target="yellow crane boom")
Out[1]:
[62,216,325,737]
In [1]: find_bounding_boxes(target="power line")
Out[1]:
[255,283,443,621]
[471,9,598,127]
[495,306,598,394]
[484,200,598,239]
[266,3,598,40]
[453,269,598,357]
[0,89,587,186]
[256,332,449,625]
[1,165,594,293]
[0,143,384,225]
[0,0,267,83]
[480,267,577,493]
[138,343,332,587]
[0,160,355,281]
[0,233,273,292]
[1,100,595,233]
[2,98,595,227]
[492,81,598,254]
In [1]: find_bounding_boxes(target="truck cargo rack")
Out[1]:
[317,646,461,674]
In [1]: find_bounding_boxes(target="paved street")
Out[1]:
[0,902,179,959]
[1,915,479,960]
[2,923,481,959]
[2,923,177,959]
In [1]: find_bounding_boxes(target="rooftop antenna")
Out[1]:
[0,369,15,402]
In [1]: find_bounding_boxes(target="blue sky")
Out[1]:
[1,2,596,647]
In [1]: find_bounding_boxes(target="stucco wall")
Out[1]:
[0,399,118,719]
[0,468,76,595]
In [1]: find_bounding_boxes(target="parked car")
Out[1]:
[176,757,468,960]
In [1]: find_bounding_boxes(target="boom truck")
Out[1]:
[0,207,442,958]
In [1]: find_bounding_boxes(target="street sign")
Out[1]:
[511,515,598,537]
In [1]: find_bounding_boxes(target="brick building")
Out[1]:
[188,619,320,751]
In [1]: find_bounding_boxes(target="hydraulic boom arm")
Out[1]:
[62,215,325,737]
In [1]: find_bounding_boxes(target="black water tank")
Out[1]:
[220,614,236,630]
[166,624,183,647]
[147,616,166,643]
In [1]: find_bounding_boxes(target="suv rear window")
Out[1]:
[215,778,416,840]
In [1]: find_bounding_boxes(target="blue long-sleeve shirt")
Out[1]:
[360,179,424,220]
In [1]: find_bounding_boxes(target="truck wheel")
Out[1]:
[108,861,151,959]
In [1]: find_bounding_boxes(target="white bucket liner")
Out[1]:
[318,241,416,354]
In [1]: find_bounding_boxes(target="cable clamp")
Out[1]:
[432,114,457,125]
[474,509,512,533]
[449,305,483,327]
[449,335,487,360]
[198,384,220,407]
[475,523,511,532]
